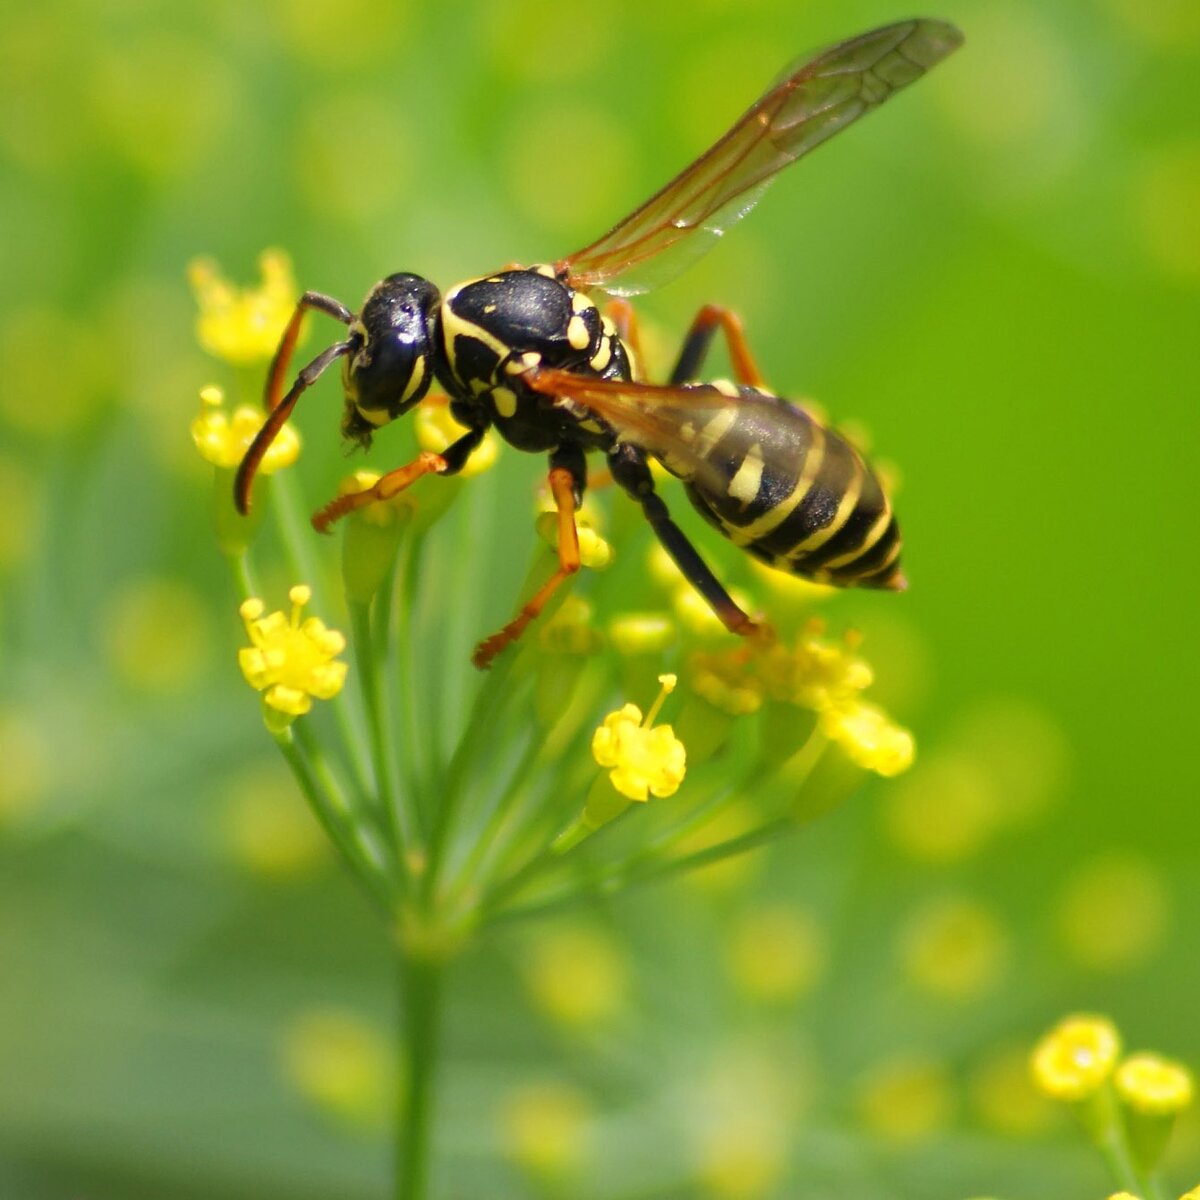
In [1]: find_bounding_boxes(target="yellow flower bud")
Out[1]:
[1116,1054,1194,1116]
[191,384,301,472]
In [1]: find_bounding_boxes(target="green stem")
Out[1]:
[350,598,411,887]
[271,469,374,803]
[396,950,444,1200]
[485,816,795,926]
[225,548,259,601]
[274,721,391,915]
[392,532,431,838]
[423,649,520,901]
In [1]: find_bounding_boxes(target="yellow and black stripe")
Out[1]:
[660,385,904,590]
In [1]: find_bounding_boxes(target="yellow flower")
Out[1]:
[689,647,765,716]
[1115,1054,1194,1116]
[238,585,348,729]
[591,674,686,801]
[1031,1014,1122,1101]
[191,384,301,472]
[821,701,915,777]
[188,248,297,364]
[414,397,499,477]
[760,624,874,711]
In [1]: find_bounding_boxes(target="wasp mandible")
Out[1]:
[235,19,964,668]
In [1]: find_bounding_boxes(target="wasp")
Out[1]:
[235,19,963,669]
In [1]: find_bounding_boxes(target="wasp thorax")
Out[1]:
[342,273,441,442]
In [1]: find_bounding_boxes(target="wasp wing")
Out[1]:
[555,19,963,297]
[528,368,821,503]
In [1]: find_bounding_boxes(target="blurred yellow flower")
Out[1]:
[898,895,1009,1001]
[1031,1014,1121,1101]
[102,576,213,694]
[608,611,675,656]
[521,923,630,1027]
[1057,855,1168,970]
[760,625,873,711]
[968,1043,1056,1137]
[856,1053,955,1143]
[238,585,348,729]
[188,249,297,365]
[496,1081,592,1181]
[414,397,499,477]
[222,763,328,879]
[820,701,915,777]
[280,1008,390,1130]
[191,384,301,472]
[1116,1054,1194,1116]
[591,674,686,801]
[725,905,825,1003]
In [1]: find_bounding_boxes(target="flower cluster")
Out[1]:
[1032,1013,1195,1197]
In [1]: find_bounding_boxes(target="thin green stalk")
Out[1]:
[484,815,795,927]
[225,548,259,601]
[396,950,444,1200]
[274,721,391,915]
[350,597,411,888]
[423,649,521,900]
[392,531,432,838]
[271,469,375,803]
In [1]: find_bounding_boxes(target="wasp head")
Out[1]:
[341,273,441,446]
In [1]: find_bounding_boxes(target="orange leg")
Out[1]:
[669,304,764,388]
[603,298,645,372]
[311,451,448,533]
[472,467,581,669]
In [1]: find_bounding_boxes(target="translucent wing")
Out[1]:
[528,368,818,500]
[556,19,963,297]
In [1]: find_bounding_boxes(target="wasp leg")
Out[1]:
[311,428,485,533]
[472,446,586,670]
[265,291,355,411]
[608,442,762,638]
[602,298,645,372]
[668,304,764,388]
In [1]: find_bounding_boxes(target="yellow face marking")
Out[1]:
[727,443,764,506]
[400,354,427,403]
[355,403,392,427]
[712,379,739,399]
[492,385,518,419]
[819,502,894,572]
[600,316,617,337]
[727,424,826,547]
[567,314,591,351]
[483,303,497,314]
[570,291,593,314]
[589,337,612,372]
[534,263,556,278]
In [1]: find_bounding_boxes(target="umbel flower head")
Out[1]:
[239,586,348,732]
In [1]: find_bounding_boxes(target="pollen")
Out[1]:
[188,248,298,365]
[191,385,301,471]
[1030,1014,1122,1101]
[591,674,686,801]
[238,585,348,727]
[1115,1054,1194,1116]
[820,701,915,777]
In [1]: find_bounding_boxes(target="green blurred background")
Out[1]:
[2,0,1198,1196]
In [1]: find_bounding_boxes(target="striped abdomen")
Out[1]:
[656,385,904,590]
